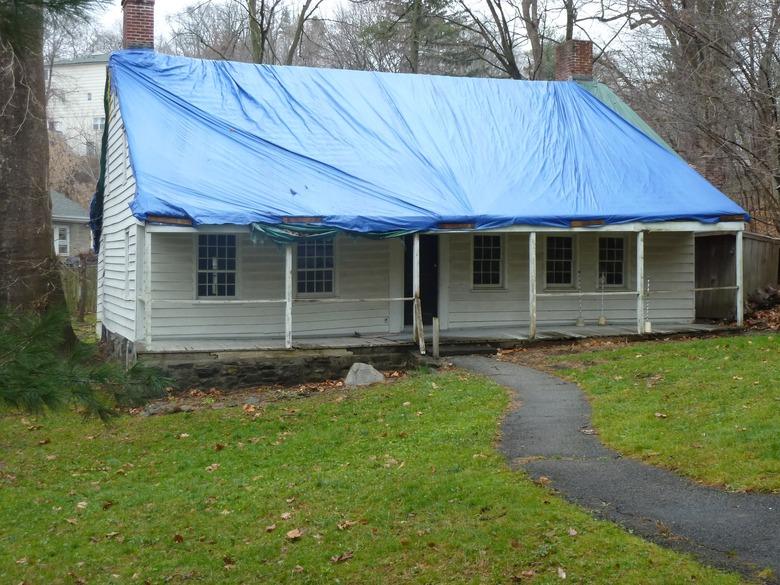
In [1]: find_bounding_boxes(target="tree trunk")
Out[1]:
[408,0,422,73]
[247,0,265,63]
[0,6,73,335]
[285,0,313,65]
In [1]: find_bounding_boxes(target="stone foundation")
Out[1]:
[101,326,136,368]
[138,346,420,390]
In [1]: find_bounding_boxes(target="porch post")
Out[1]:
[412,233,426,353]
[735,230,744,326]
[143,226,152,346]
[528,232,537,339]
[284,244,293,349]
[636,230,645,334]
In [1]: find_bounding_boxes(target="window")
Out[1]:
[296,238,334,294]
[85,140,97,157]
[545,236,573,286]
[48,119,60,132]
[92,116,105,131]
[87,92,92,101]
[473,235,503,287]
[197,234,237,297]
[53,225,69,256]
[598,237,625,286]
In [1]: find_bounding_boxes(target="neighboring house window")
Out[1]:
[53,225,69,256]
[296,238,334,294]
[85,140,97,157]
[93,116,105,131]
[473,235,503,287]
[545,236,574,287]
[48,119,60,132]
[598,236,625,287]
[87,92,92,101]
[197,234,237,297]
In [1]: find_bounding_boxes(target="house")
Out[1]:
[93,0,747,380]
[47,53,110,156]
[51,191,92,258]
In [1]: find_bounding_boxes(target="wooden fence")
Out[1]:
[695,232,780,319]
[61,262,97,318]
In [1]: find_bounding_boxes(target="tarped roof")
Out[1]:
[108,50,747,232]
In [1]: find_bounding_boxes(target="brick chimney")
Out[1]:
[122,0,155,50]
[555,39,593,81]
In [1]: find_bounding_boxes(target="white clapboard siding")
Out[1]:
[443,231,693,328]
[446,233,529,328]
[645,232,695,323]
[149,234,399,340]
[98,94,141,341]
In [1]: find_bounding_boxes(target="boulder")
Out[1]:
[344,362,385,387]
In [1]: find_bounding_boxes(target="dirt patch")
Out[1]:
[131,370,407,416]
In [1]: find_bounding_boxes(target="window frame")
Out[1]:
[92,116,105,131]
[195,233,239,299]
[544,235,576,289]
[597,235,627,289]
[295,237,337,298]
[471,234,505,290]
[54,225,70,256]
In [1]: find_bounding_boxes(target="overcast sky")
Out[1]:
[99,0,204,37]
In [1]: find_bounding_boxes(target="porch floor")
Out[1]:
[138,322,729,354]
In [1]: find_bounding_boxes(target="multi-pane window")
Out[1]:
[92,116,105,131]
[297,238,334,294]
[598,237,625,286]
[546,236,573,286]
[197,234,237,297]
[54,226,69,256]
[473,235,503,287]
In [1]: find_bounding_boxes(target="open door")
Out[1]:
[404,235,439,326]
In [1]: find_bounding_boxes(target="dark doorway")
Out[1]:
[404,235,439,326]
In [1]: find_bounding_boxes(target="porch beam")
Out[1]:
[636,230,645,334]
[529,232,537,339]
[284,244,293,349]
[735,230,744,326]
[427,221,745,235]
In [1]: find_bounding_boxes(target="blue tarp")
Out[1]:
[107,50,747,232]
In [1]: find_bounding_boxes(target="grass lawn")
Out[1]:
[0,371,741,584]
[549,334,780,493]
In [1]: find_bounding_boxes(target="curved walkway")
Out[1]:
[453,356,780,581]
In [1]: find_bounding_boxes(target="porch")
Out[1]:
[138,322,728,354]
[134,221,745,356]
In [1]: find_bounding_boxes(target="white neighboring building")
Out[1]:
[47,53,110,156]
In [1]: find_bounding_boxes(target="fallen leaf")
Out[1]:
[214,443,225,451]
[293,565,304,573]
[330,551,354,563]
[265,524,276,533]
[286,528,303,541]
[567,527,578,537]
[15,558,28,565]
[280,512,292,520]
[177,433,190,439]
[105,531,121,540]
[337,519,358,530]
[205,463,220,472]
[76,501,88,510]
[654,412,668,419]
[402,401,411,407]
[173,534,184,543]
[243,404,257,413]
[536,475,551,486]
[65,517,78,525]
[557,567,567,579]
[223,556,236,569]
[102,500,115,510]
[37,438,51,446]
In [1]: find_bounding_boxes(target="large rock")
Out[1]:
[344,362,385,387]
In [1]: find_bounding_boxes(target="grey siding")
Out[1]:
[442,231,694,329]
[97,94,141,341]
[148,233,402,340]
